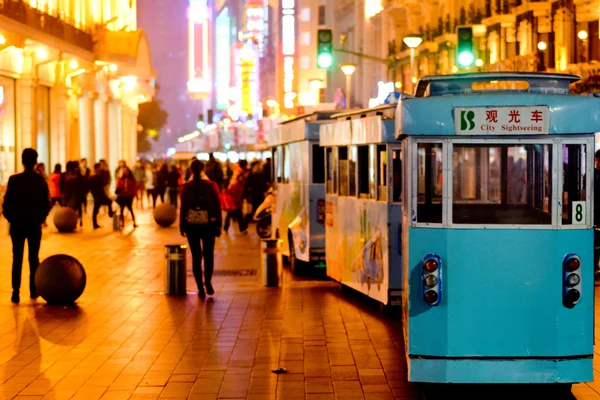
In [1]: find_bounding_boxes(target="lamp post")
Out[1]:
[340,63,356,110]
[403,35,423,95]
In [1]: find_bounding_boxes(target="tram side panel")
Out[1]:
[405,227,594,383]
[272,140,312,262]
[325,196,394,305]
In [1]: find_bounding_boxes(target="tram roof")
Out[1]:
[397,72,600,137]
[320,105,397,147]
[268,111,338,147]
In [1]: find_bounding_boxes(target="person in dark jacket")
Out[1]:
[180,160,222,299]
[167,165,181,208]
[153,163,168,206]
[91,163,114,229]
[62,161,85,227]
[2,148,51,303]
[205,153,224,189]
[116,167,137,228]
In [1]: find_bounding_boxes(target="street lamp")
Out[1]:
[341,63,356,110]
[403,34,422,95]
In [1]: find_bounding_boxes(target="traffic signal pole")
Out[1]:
[332,48,400,83]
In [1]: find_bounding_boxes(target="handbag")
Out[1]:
[186,207,209,225]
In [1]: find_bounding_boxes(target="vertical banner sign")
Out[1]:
[241,58,254,114]
[187,0,210,99]
[215,8,231,110]
[246,4,266,56]
[281,0,296,110]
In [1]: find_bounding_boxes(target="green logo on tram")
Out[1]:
[460,110,475,130]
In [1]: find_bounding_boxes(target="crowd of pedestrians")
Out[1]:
[1,147,272,303]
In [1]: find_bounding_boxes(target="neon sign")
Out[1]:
[187,0,210,99]
[215,8,230,110]
[246,6,266,55]
[281,0,296,110]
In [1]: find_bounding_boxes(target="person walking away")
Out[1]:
[185,157,197,181]
[48,164,62,207]
[206,153,224,189]
[133,160,146,209]
[62,161,84,227]
[180,160,222,299]
[223,171,247,234]
[2,148,51,303]
[91,163,114,229]
[154,164,168,206]
[145,163,155,208]
[167,165,181,208]
[116,167,137,228]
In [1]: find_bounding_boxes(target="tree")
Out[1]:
[137,85,168,154]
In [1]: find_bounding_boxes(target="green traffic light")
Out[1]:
[317,53,333,69]
[458,51,474,67]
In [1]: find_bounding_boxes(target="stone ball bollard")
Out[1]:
[53,207,79,233]
[35,254,86,305]
[154,203,177,227]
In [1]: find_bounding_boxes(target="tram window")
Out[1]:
[562,144,587,225]
[369,145,377,200]
[339,147,349,196]
[391,149,400,202]
[452,144,552,225]
[377,145,388,202]
[349,146,357,197]
[358,145,369,198]
[417,143,443,223]
[326,148,335,193]
[313,145,325,184]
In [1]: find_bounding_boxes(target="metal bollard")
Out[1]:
[262,239,281,287]
[165,244,187,295]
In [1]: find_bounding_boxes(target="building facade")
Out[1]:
[0,0,154,192]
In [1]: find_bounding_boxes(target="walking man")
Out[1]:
[2,148,51,303]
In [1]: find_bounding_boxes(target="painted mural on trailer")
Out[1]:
[325,196,389,304]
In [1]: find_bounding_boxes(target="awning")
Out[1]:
[93,28,155,81]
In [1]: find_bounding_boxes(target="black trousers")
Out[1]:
[224,209,246,232]
[168,188,179,208]
[186,229,216,290]
[10,225,42,294]
[92,197,112,226]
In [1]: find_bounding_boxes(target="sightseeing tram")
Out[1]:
[268,111,337,274]
[319,105,403,305]
[397,72,597,385]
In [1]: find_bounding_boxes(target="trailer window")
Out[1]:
[391,148,400,202]
[358,145,369,198]
[417,143,443,223]
[283,145,290,183]
[452,144,552,225]
[313,144,325,184]
[562,144,587,225]
[339,147,349,196]
[349,146,357,197]
[274,147,281,184]
[369,145,377,200]
[326,148,336,194]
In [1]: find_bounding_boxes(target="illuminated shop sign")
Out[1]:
[215,8,231,110]
[187,0,210,99]
[246,5,266,55]
[365,0,382,19]
[281,0,296,109]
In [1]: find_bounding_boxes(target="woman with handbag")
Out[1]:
[180,160,222,299]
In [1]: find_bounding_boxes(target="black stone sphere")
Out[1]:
[154,203,177,227]
[53,207,78,232]
[35,255,86,305]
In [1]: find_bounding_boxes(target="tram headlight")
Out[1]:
[425,275,438,288]
[566,273,580,287]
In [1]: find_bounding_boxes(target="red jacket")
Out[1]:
[117,176,136,197]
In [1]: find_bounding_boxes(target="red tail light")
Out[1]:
[566,258,580,272]
[424,259,438,272]
[424,290,438,304]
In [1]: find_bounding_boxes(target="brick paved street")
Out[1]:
[0,207,600,399]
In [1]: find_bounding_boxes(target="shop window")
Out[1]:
[339,147,349,196]
[349,146,357,197]
[36,85,50,167]
[0,77,16,187]
[452,144,552,225]
[326,147,336,194]
[358,145,369,198]
[417,143,443,223]
[313,144,325,184]
[562,144,587,225]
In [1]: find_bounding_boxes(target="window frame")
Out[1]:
[311,142,326,185]
[412,139,446,227]
[389,144,401,204]
[357,144,370,199]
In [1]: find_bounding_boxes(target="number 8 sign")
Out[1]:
[572,201,586,225]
